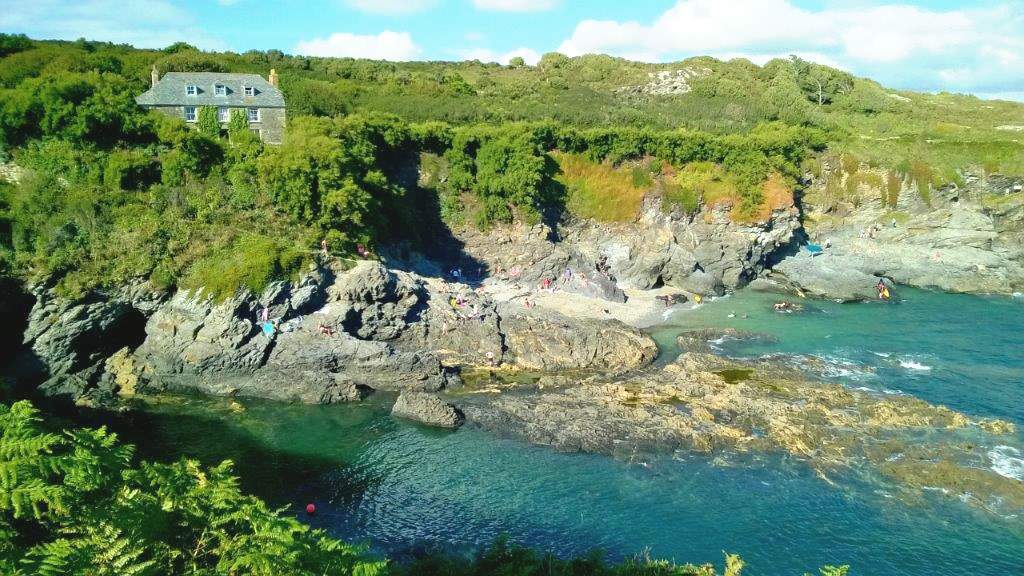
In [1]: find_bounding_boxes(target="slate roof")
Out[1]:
[135,72,285,108]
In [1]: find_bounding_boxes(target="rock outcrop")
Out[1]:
[773,165,1024,300]
[18,260,658,405]
[392,391,465,428]
[451,329,1023,512]
[451,196,801,298]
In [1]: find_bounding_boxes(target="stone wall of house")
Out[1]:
[147,105,285,144]
[252,107,285,144]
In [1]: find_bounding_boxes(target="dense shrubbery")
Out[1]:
[0,36,828,295]
[435,121,821,225]
[0,33,1020,296]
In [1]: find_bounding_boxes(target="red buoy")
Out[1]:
[305,503,316,515]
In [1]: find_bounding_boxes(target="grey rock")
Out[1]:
[499,309,658,374]
[784,166,1024,299]
[392,391,465,428]
[452,196,800,299]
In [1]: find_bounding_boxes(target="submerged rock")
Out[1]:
[392,391,465,428]
[456,331,1023,513]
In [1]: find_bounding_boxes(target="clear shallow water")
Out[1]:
[107,288,1023,576]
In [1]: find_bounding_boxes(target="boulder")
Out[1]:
[392,391,465,428]
[500,310,658,374]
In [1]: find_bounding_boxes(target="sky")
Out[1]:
[3,0,1023,101]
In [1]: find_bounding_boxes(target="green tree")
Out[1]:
[0,33,32,58]
[473,129,547,225]
[787,56,853,106]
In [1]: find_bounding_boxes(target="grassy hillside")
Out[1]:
[3,36,1021,175]
[0,34,1021,299]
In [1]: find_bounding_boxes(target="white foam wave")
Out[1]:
[871,351,891,358]
[988,446,1024,481]
[899,359,932,371]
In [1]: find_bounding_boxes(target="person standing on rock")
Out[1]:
[321,238,329,257]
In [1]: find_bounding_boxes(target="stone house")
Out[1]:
[136,68,286,143]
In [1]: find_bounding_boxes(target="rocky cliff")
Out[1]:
[16,261,656,406]
[446,195,801,298]
[765,161,1024,300]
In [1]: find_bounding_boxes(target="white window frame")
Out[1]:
[185,84,198,96]
[243,85,255,97]
[217,107,230,123]
[247,108,260,122]
[214,84,227,97]
[183,106,196,122]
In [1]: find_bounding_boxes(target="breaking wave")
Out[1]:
[988,446,1024,481]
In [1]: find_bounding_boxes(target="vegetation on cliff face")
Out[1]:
[0,398,849,576]
[0,34,825,298]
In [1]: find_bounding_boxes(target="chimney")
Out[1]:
[151,65,159,87]
[268,68,279,88]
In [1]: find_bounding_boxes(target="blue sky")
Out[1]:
[3,0,1023,100]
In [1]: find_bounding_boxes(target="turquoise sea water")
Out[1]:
[108,288,1023,575]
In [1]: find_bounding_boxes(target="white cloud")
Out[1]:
[472,0,559,12]
[555,0,1024,95]
[346,0,436,15]
[459,47,540,65]
[295,30,420,61]
[0,0,227,50]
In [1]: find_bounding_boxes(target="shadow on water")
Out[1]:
[63,397,385,506]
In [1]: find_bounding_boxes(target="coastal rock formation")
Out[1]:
[453,329,1022,511]
[18,261,658,404]
[392,391,465,428]
[452,197,801,297]
[773,166,1024,300]
[15,281,165,399]
[499,310,658,373]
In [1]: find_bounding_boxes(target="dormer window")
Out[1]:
[214,84,227,96]
[243,85,255,97]
[185,84,198,96]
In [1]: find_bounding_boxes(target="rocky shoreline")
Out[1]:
[451,327,1021,510]
[765,166,1024,301]
[7,169,1024,514]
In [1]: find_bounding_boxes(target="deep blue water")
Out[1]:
[114,288,1024,576]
